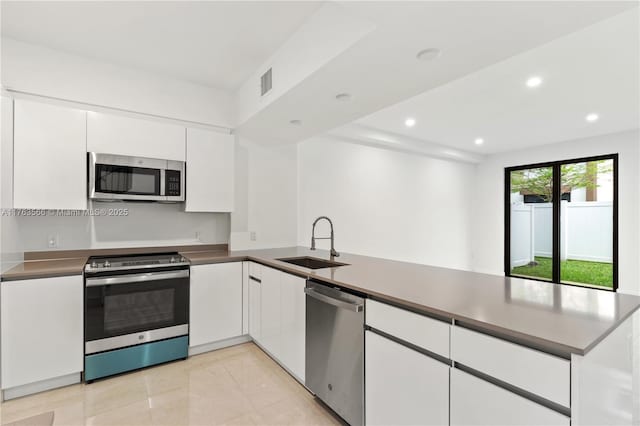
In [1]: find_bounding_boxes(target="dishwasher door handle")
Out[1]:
[304,287,364,312]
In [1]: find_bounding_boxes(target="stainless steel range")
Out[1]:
[84,253,190,382]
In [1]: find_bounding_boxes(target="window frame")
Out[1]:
[504,153,618,292]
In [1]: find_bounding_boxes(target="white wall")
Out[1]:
[2,38,233,127]
[472,130,640,295]
[230,137,298,250]
[297,136,475,270]
[234,3,374,126]
[13,203,229,252]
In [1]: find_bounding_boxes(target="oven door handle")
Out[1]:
[85,270,189,287]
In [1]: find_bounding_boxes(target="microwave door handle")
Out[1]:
[160,168,166,197]
[85,270,189,287]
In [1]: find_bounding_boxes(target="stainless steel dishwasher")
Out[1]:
[305,280,365,426]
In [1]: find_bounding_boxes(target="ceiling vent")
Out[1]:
[261,68,273,96]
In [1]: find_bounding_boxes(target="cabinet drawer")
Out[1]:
[366,300,450,359]
[451,326,570,408]
[450,368,569,426]
[248,262,262,280]
[366,331,449,426]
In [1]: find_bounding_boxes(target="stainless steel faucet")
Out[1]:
[310,216,339,257]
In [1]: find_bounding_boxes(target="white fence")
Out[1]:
[510,201,613,268]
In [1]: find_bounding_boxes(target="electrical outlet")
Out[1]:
[195,231,201,241]
[250,231,257,241]
[47,234,59,248]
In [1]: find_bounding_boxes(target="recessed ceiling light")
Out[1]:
[416,48,441,61]
[335,93,352,102]
[526,76,543,88]
[405,118,416,127]
[290,119,302,126]
[474,138,484,146]
[585,113,599,122]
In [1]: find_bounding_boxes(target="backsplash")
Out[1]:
[13,202,230,251]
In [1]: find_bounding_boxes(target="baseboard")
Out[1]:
[188,335,252,356]
[2,372,81,401]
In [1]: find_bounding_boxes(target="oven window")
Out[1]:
[96,164,160,195]
[104,288,175,333]
[85,274,189,342]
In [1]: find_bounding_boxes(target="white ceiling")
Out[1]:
[0,1,322,91]
[237,1,638,144]
[2,0,637,149]
[356,7,640,154]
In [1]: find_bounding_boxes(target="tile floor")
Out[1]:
[0,343,343,426]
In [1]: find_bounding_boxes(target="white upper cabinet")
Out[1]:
[185,128,234,212]
[87,111,185,161]
[451,326,570,408]
[248,263,263,343]
[260,266,282,359]
[450,368,569,426]
[13,99,87,210]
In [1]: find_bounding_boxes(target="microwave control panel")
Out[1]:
[165,170,182,196]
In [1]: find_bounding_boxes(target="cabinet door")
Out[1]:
[13,99,87,210]
[189,263,242,347]
[87,111,185,161]
[242,262,249,335]
[248,269,262,343]
[365,331,449,426]
[450,369,570,426]
[280,273,306,381]
[185,128,234,212]
[260,266,282,358]
[1,276,83,389]
[2,97,14,209]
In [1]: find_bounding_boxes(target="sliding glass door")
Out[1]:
[505,155,617,290]
[508,166,554,281]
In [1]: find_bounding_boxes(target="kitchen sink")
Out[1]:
[276,256,349,269]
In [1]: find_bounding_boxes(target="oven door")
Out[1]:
[88,152,167,201]
[85,268,189,354]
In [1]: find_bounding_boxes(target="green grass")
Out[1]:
[512,256,613,289]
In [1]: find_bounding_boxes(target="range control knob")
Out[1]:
[90,261,98,268]
[170,257,177,263]
[103,260,111,268]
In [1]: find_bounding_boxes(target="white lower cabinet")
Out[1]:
[248,263,262,343]
[248,264,305,381]
[450,368,570,426]
[279,273,306,381]
[189,263,242,347]
[365,331,449,426]
[260,266,282,359]
[1,276,83,391]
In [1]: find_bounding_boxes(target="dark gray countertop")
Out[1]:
[4,245,637,358]
[184,246,640,358]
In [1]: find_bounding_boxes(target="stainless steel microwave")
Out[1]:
[88,152,185,202]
